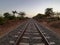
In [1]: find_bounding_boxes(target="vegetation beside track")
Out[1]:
[0,11,29,36]
[33,8,60,36]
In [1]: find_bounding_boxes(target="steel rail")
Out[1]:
[14,22,29,45]
[34,22,50,45]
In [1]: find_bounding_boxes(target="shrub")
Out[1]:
[8,15,16,20]
[0,17,5,25]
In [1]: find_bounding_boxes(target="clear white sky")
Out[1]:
[0,0,60,17]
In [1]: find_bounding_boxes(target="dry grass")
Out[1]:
[39,20,60,36]
[0,19,25,37]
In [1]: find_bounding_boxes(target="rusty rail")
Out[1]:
[14,22,29,45]
[34,22,50,45]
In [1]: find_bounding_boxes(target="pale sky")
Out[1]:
[0,0,60,17]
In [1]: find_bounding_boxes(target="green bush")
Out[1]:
[8,15,16,20]
[0,17,5,25]
[17,17,25,20]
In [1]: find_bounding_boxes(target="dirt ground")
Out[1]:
[38,20,60,36]
[0,19,26,37]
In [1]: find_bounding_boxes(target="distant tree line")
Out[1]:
[0,11,29,25]
[33,8,60,22]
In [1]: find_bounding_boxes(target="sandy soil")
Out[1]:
[38,20,60,36]
[0,19,26,37]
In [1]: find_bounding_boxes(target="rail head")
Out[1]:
[14,22,29,45]
[34,22,50,45]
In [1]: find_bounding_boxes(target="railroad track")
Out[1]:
[15,21,50,45]
[0,19,60,45]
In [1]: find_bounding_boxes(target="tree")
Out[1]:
[33,13,44,19]
[12,11,17,16]
[4,12,16,20]
[18,12,25,17]
[45,8,54,17]
[0,17,5,25]
[4,12,11,18]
